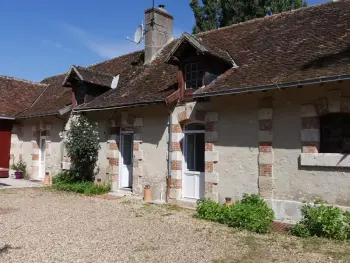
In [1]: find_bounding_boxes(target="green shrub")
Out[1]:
[290,223,311,238]
[52,181,111,196]
[195,194,274,233]
[196,199,228,223]
[11,157,27,179]
[291,204,350,240]
[52,171,79,185]
[64,116,100,182]
[226,194,274,233]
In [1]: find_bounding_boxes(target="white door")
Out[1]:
[39,135,46,180]
[183,124,205,200]
[119,133,133,189]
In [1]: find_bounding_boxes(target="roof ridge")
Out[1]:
[196,0,336,37]
[0,75,47,86]
[87,49,144,68]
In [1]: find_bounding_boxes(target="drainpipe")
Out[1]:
[166,108,172,203]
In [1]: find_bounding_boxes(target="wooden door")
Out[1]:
[0,120,12,178]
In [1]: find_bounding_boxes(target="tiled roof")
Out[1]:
[166,33,232,65]
[194,0,350,96]
[63,66,115,88]
[17,74,72,118]
[0,76,46,118]
[75,46,178,110]
[15,0,350,116]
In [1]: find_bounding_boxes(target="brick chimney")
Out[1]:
[144,5,173,64]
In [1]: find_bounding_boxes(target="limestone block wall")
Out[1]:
[10,117,65,179]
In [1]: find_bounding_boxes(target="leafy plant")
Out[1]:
[226,194,274,233]
[291,204,350,240]
[196,199,228,223]
[11,157,27,179]
[52,181,111,196]
[196,194,274,233]
[52,171,79,185]
[64,115,100,182]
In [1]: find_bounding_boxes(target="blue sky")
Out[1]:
[0,0,329,81]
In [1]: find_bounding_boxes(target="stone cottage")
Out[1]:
[1,1,350,222]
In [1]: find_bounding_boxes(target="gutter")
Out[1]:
[166,107,172,203]
[73,100,165,113]
[16,112,59,120]
[0,116,15,120]
[193,74,350,98]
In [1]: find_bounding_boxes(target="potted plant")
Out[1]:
[11,158,27,179]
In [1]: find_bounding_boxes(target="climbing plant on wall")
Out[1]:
[64,115,100,182]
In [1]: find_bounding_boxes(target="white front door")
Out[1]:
[39,135,46,180]
[183,124,205,200]
[119,133,133,189]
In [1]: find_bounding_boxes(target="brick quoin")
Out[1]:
[109,158,119,166]
[171,179,182,189]
[302,145,318,153]
[259,142,272,152]
[259,164,272,176]
[109,143,119,151]
[171,160,182,170]
[172,124,182,133]
[205,143,214,152]
[205,162,214,173]
[172,142,181,151]
[133,142,140,151]
[32,154,39,161]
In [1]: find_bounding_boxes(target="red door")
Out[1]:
[0,120,12,178]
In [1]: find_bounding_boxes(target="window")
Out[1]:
[320,113,350,153]
[184,123,205,172]
[184,63,203,90]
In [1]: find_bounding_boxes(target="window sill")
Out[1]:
[300,153,350,167]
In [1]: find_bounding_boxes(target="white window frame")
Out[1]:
[182,124,205,199]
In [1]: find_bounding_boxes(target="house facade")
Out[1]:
[1,1,350,222]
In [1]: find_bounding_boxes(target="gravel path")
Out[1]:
[1,188,350,263]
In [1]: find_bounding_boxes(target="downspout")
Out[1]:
[166,107,172,203]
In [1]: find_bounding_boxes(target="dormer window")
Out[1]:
[184,62,203,90]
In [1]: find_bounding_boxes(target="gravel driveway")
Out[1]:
[1,188,350,263]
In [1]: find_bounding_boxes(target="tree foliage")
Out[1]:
[190,0,307,33]
[64,115,100,182]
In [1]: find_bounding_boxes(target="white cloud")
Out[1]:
[60,23,142,59]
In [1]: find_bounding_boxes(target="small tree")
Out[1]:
[64,115,100,182]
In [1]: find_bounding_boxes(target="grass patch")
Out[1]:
[52,182,111,196]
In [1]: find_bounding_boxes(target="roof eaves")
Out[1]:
[73,99,165,113]
[193,74,350,98]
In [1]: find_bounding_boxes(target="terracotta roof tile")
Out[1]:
[0,76,46,117]
[75,45,178,110]
[194,1,350,96]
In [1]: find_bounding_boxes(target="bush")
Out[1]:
[64,115,100,181]
[52,171,79,185]
[196,194,274,233]
[291,204,350,240]
[226,194,274,233]
[196,199,228,223]
[52,181,111,196]
[290,223,311,238]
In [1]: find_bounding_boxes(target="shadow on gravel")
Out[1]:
[0,244,21,255]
